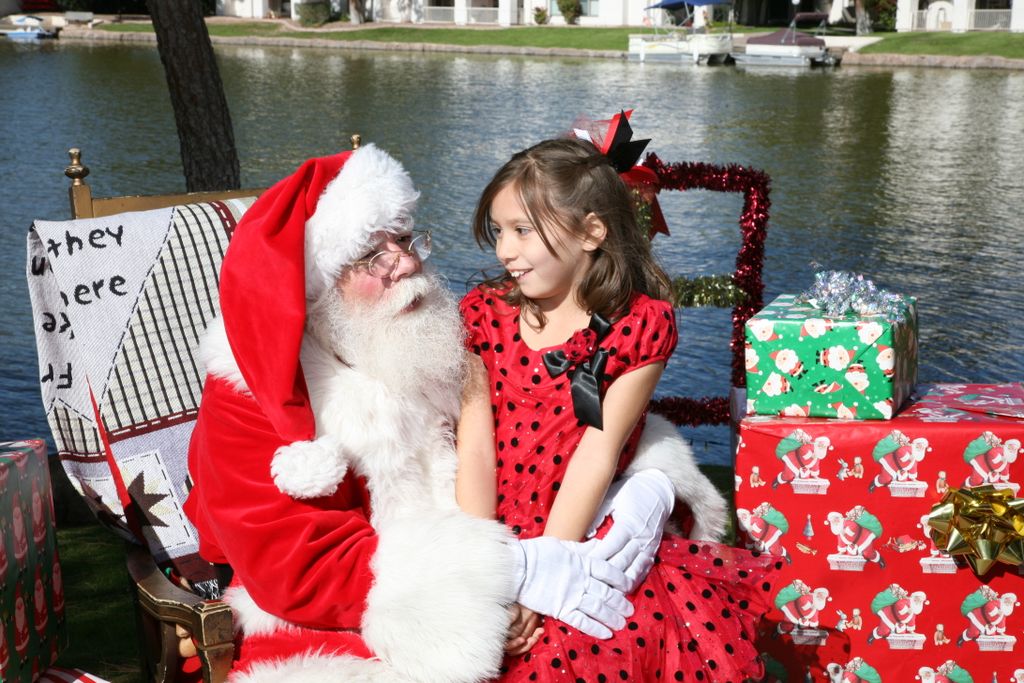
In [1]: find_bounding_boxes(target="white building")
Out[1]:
[218,0,1023,31]
[895,0,1023,31]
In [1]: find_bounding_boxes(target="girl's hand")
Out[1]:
[506,604,544,656]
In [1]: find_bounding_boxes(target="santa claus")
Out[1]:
[51,556,64,618]
[33,567,48,635]
[917,660,972,683]
[184,146,726,682]
[31,480,47,546]
[826,657,881,683]
[737,503,790,563]
[866,583,927,643]
[774,579,829,632]
[826,506,885,567]
[0,627,8,680]
[773,430,829,487]
[957,586,1018,645]
[869,430,925,491]
[963,431,1019,487]
[12,496,28,570]
[13,587,30,661]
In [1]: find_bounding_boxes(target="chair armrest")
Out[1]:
[125,544,234,683]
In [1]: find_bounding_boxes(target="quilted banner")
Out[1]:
[25,198,255,587]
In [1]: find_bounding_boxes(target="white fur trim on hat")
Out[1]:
[304,143,419,300]
[362,512,516,683]
[271,435,348,499]
[627,414,729,542]
[198,316,249,394]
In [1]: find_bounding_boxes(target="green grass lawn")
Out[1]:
[95,20,1024,59]
[860,30,1024,58]
[53,524,141,682]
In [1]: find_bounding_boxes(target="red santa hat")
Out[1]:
[218,144,419,446]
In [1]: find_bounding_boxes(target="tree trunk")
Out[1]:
[349,0,367,23]
[854,0,873,35]
[147,1,240,192]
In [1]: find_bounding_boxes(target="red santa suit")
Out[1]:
[51,557,64,617]
[184,148,516,683]
[780,593,821,628]
[960,589,1012,642]
[14,589,30,660]
[774,436,820,486]
[12,498,28,569]
[0,528,8,577]
[871,597,915,639]
[33,567,48,635]
[837,518,882,562]
[774,581,827,636]
[184,145,721,683]
[964,434,1013,486]
[871,433,919,489]
[0,627,8,680]
[32,481,47,545]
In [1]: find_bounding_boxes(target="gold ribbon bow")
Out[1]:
[927,485,1024,576]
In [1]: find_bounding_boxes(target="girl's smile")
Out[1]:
[488,184,594,312]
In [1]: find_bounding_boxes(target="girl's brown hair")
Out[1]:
[472,137,672,325]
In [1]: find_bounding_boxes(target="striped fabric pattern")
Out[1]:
[37,667,111,683]
[27,197,255,580]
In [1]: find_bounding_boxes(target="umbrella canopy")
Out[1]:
[644,0,731,9]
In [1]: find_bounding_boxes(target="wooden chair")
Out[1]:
[48,147,278,683]
[42,137,357,682]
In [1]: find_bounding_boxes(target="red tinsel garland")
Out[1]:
[650,396,731,427]
[642,154,771,427]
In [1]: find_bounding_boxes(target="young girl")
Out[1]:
[457,137,775,682]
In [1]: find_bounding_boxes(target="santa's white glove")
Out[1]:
[509,536,634,639]
[586,469,675,593]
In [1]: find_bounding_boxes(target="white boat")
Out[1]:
[1,14,58,41]
[629,0,733,65]
[732,14,841,67]
[628,32,733,64]
[5,26,57,40]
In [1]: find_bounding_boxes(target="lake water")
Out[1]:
[2,40,1023,464]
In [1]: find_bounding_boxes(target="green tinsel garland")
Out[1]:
[671,275,748,309]
[631,188,654,239]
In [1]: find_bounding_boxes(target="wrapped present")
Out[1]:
[745,292,918,420]
[1,440,67,683]
[735,384,1024,680]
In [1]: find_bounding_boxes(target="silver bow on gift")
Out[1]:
[799,271,908,322]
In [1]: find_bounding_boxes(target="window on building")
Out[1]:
[548,0,600,17]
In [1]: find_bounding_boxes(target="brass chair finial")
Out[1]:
[65,148,90,186]
[350,134,361,150]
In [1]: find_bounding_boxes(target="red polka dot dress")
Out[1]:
[460,286,776,683]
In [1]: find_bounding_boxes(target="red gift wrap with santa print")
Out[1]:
[735,384,1024,681]
[1,440,67,682]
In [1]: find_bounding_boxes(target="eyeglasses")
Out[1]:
[352,230,432,278]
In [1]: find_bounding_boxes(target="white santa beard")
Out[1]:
[308,268,466,401]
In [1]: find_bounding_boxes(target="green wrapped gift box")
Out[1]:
[1,439,67,682]
[744,294,918,420]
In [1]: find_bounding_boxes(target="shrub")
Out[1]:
[297,0,331,26]
[866,0,897,31]
[533,6,549,24]
[556,0,582,25]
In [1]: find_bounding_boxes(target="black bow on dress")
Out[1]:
[542,314,613,430]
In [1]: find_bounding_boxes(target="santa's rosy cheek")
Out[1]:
[336,271,384,304]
